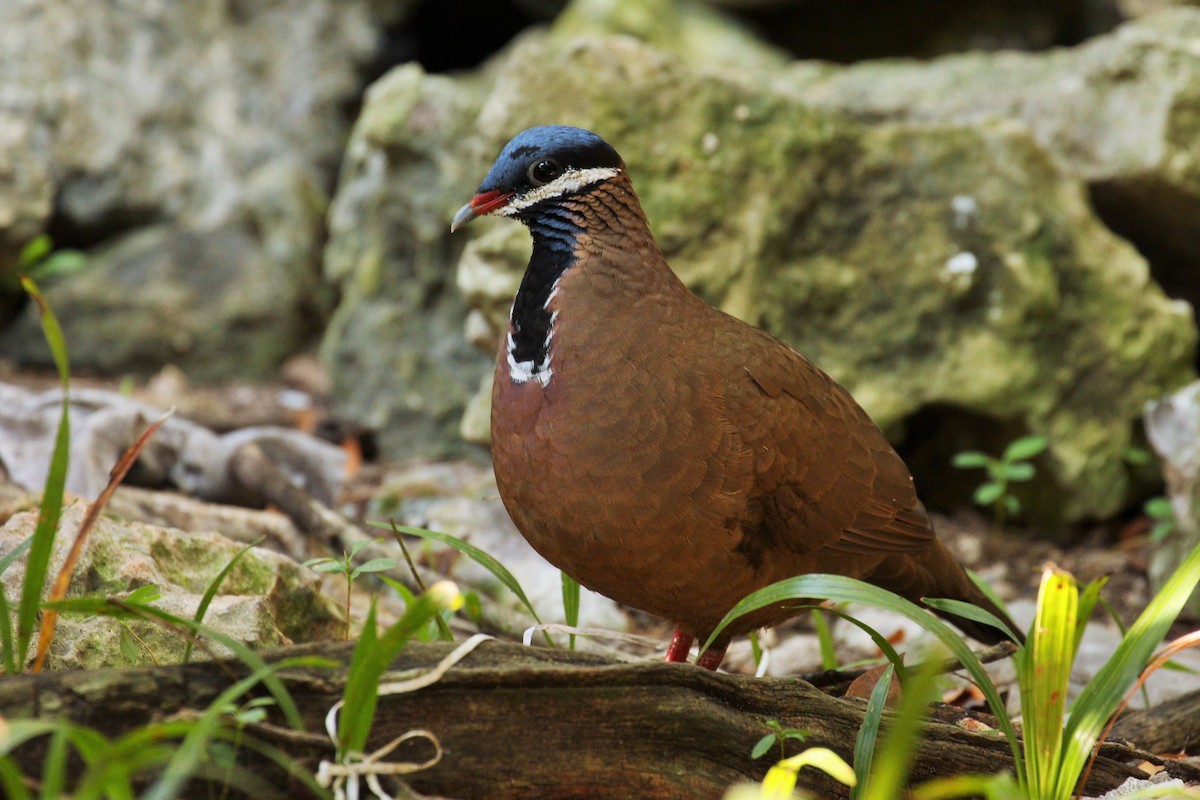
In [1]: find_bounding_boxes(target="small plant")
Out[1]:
[706,532,1200,800]
[751,720,810,762]
[726,746,855,800]
[1144,496,1177,542]
[952,434,1048,529]
[17,235,87,282]
[303,539,398,639]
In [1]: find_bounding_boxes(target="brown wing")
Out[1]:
[713,320,934,557]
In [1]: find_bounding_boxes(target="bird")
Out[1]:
[451,125,1022,670]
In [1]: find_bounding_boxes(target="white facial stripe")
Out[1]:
[497,167,622,216]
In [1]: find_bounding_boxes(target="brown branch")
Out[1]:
[3,640,1189,799]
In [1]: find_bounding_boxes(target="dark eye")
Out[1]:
[527,159,562,186]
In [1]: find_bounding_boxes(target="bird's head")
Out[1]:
[451,126,624,232]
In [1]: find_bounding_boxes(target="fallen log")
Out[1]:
[0,639,1190,798]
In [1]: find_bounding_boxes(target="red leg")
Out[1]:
[664,627,694,662]
[695,642,727,671]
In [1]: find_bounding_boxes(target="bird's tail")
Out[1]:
[872,539,1024,646]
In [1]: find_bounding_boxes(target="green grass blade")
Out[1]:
[850,663,894,799]
[338,583,460,755]
[1056,539,1200,797]
[337,598,381,755]
[811,609,838,670]
[0,585,15,674]
[383,523,554,646]
[702,574,1023,784]
[0,759,30,800]
[16,278,72,669]
[561,571,580,650]
[0,536,33,578]
[862,657,940,800]
[800,605,907,688]
[39,727,68,799]
[921,598,1021,647]
[1074,577,1108,653]
[141,656,320,800]
[183,538,263,664]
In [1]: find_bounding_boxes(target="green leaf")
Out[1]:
[1003,435,1048,462]
[802,606,908,688]
[17,235,52,269]
[337,583,461,755]
[861,657,941,800]
[1003,495,1020,516]
[850,663,894,800]
[383,524,544,626]
[351,557,398,578]
[921,598,1021,645]
[142,655,324,800]
[811,608,838,671]
[184,538,261,664]
[1055,538,1200,798]
[973,482,1004,507]
[31,250,88,281]
[348,538,378,559]
[1144,497,1174,520]
[1003,462,1035,482]
[1122,447,1152,466]
[951,452,991,469]
[751,733,777,760]
[0,586,14,674]
[0,536,33,578]
[308,561,347,574]
[16,277,71,668]
[125,584,161,605]
[1020,567,1076,798]
[561,572,580,650]
[701,574,1023,785]
[119,626,141,662]
[1075,577,1109,653]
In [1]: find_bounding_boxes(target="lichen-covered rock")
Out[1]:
[0,0,387,377]
[0,504,341,670]
[320,66,494,458]
[785,8,1200,310]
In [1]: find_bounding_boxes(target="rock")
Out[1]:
[716,0,1112,62]
[332,23,1194,525]
[786,8,1200,316]
[320,66,494,458]
[0,384,346,506]
[553,0,787,69]
[0,504,341,670]
[0,0,388,378]
[1145,380,1200,618]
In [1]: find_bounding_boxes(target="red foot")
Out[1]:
[664,628,694,662]
[696,644,727,671]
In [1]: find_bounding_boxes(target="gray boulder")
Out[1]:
[0,504,341,670]
[0,0,388,378]
[786,8,1200,312]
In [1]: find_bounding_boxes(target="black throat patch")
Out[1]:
[508,203,585,370]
